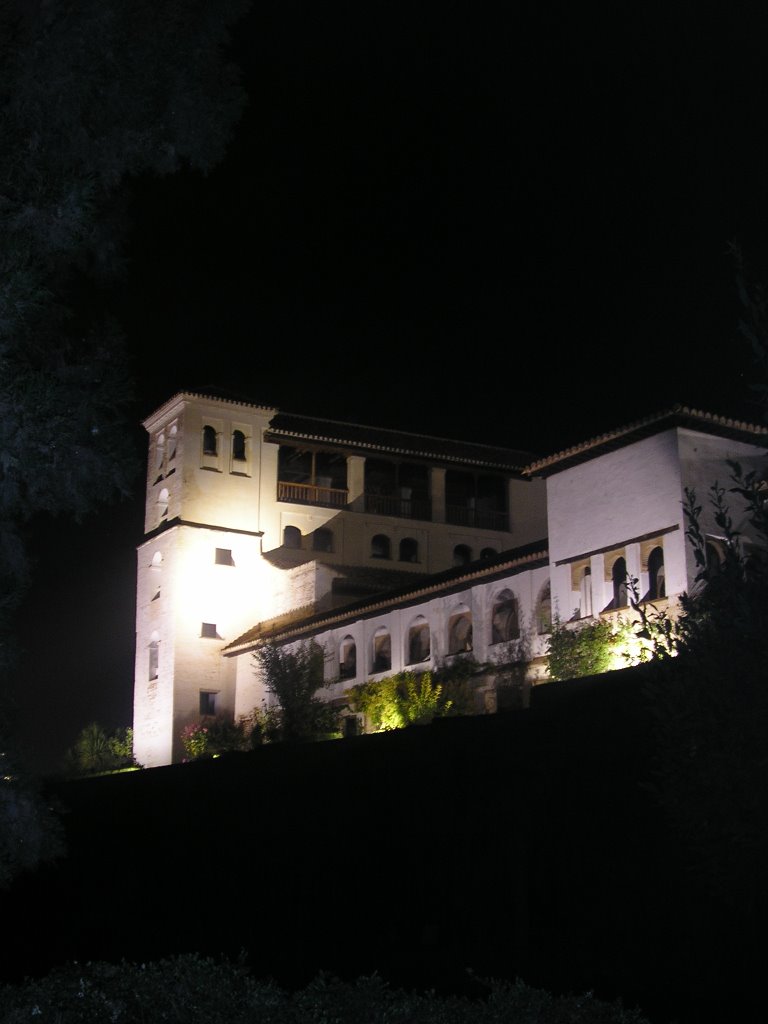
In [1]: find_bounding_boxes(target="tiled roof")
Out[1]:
[260,548,431,590]
[223,539,549,654]
[524,405,768,478]
[142,392,538,471]
[264,412,537,472]
[142,389,276,428]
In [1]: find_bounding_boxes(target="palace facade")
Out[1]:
[133,391,768,767]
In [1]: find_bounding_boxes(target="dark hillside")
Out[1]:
[1,666,757,1024]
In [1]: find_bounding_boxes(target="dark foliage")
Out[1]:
[0,0,252,665]
[642,462,768,921]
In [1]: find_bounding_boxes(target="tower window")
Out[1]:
[202,425,217,456]
[232,430,246,461]
[201,622,218,639]
[157,488,169,520]
[215,548,234,566]
[148,636,159,681]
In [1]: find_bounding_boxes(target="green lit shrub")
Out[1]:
[251,640,341,741]
[346,670,452,731]
[546,616,633,682]
[63,723,139,776]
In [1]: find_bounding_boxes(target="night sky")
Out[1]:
[13,3,768,773]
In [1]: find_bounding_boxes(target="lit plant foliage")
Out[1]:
[345,671,452,731]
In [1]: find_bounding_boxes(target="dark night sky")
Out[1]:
[13,2,768,773]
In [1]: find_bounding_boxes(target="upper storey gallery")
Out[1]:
[141,391,548,576]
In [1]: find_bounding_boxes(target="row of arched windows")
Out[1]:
[202,425,247,462]
[335,585,552,680]
[575,546,665,618]
[155,424,177,470]
[282,526,500,565]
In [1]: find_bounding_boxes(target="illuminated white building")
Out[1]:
[133,393,768,767]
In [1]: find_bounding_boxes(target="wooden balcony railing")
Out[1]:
[277,481,348,508]
[364,493,432,521]
[277,482,507,530]
[446,505,509,531]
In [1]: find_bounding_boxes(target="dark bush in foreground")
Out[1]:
[0,953,654,1023]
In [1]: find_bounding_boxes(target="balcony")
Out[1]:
[446,504,509,531]
[364,493,432,521]
[276,481,507,530]
[277,481,348,508]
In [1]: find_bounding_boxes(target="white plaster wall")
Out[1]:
[134,521,267,766]
[133,531,180,768]
[229,561,552,723]
[546,431,685,564]
[545,431,687,619]
[233,651,270,721]
[177,401,271,533]
[508,477,548,545]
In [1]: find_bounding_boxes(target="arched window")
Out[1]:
[536,582,552,635]
[371,534,390,559]
[647,546,665,599]
[168,424,177,461]
[202,424,217,456]
[339,636,357,680]
[491,590,520,644]
[157,488,169,519]
[448,607,473,654]
[372,627,391,673]
[579,566,593,618]
[399,537,418,563]
[480,547,497,560]
[453,544,472,567]
[612,557,628,608]
[313,527,333,553]
[407,617,431,664]
[232,430,246,461]
[148,632,160,681]
[283,525,301,549]
[151,551,163,567]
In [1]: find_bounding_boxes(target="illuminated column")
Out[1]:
[347,455,366,512]
[430,467,446,523]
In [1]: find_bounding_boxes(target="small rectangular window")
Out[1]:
[199,691,218,716]
[148,643,159,681]
[215,548,234,566]
[201,622,218,638]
